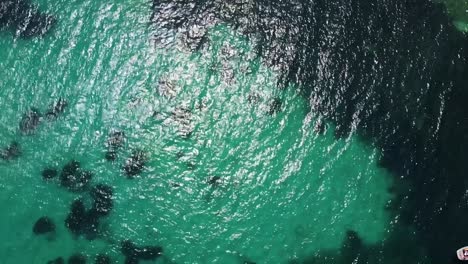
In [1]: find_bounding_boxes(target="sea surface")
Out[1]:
[0,0,467,263]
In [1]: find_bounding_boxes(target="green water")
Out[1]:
[436,0,468,33]
[0,1,394,263]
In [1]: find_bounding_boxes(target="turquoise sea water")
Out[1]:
[0,0,404,263]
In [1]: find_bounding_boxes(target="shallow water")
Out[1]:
[1,0,468,263]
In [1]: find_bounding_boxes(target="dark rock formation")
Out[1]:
[0,141,21,160]
[121,240,163,263]
[65,199,87,236]
[46,98,68,120]
[65,199,99,239]
[90,184,113,217]
[32,216,55,235]
[64,193,112,240]
[207,176,222,186]
[341,230,364,262]
[104,151,117,161]
[123,150,146,178]
[60,160,92,192]
[171,107,193,138]
[47,257,65,264]
[19,108,41,134]
[68,254,86,264]
[104,130,125,161]
[81,209,100,240]
[106,131,125,149]
[42,168,58,180]
[94,254,111,264]
[268,98,282,115]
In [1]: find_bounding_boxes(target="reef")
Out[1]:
[46,98,68,121]
[94,254,111,264]
[123,150,147,178]
[60,160,93,192]
[65,199,99,240]
[47,257,65,264]
[171,107,194,138]
[207,176,222,186]
[104,130,125,161]
[121,240,163,263]
[0,0,56,38]
[18,99,68,135]
[90,184,113,217]
[64,183,113,240]
[32,216,55,235]
[68,254,87,264]
[65,199,88,235]
[0,141,21,160]
[268,98,282,115]
[19,108,42,134]
[42,168,58,180]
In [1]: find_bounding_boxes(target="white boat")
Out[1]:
[457,246,468,260]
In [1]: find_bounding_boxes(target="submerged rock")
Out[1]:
[313,119,326,135]
[90,184,113,217]
[136,245,163,260]
[171,182,182,188]
[65,199,87,236]
[158,79,179,98]
[68,254,86,264]
[171,107,193,138]
[82,209,100,241]
[94,254,111,264]
[0,141,21,160]
[46,98,68,120]
[42,168,58,180]
[341,230,364,262]
[47,257,65,264]
[60,160,92,192]
[268,97,282,115]
[106,131,125,148]
[19,108,42,134]
[247,93,260,104]
[65,199,104,240]
[123,150,147,178]
[61,160,80,177]
[123,258,138,264]
[104,131,125,161]
[104,151,117,161]
[207,176,222,186]
[186,161,196,170]
[121,240,163,263]
[121,240,136,258]
[32,216,55,235]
